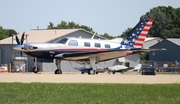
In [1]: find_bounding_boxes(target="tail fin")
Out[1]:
[121,18,154,48]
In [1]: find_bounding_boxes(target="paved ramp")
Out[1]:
[0,73,180,84]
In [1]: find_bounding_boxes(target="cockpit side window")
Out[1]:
[56,38,68,44]
[68,40,78,46]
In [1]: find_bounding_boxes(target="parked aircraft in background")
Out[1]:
[13,18,155,75]
[74,64,106,74]
[76,64,129,74]
[128,63,142,72]
[107,65,129,74]
[128,63,155,73]
[0,65,8,72]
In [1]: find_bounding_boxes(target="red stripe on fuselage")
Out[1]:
[52,48,108,52]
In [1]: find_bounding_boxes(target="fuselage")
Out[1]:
[14,37,124,59]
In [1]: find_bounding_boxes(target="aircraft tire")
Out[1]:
[112,72,115,74]
[81,72,84,74]
[88,69,95,75]
[32,66,38,73]
[54,69,62,74]
[96,72,98,74]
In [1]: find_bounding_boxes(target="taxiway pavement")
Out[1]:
[0,72,180,84]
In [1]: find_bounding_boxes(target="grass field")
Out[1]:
[0,83,180,104]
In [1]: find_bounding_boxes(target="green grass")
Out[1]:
[0,83,180,104]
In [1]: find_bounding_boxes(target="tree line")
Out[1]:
[141,6,180,38]
[0,6,180,40]
[0,26,17,40]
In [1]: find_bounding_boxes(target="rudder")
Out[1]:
[121,19,154,48]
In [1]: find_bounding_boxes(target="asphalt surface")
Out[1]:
[0,72,180,84]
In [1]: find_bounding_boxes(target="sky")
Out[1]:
[0,0,179,36]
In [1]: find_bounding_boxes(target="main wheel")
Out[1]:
[88,69,95,75]
[54,69,62,74]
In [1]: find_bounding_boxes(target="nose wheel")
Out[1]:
[33,58,39,73]
[55,59,62,74]
[32,66,38,73]
[55,69,62,74]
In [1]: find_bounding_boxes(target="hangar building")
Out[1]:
[149,38,180,61]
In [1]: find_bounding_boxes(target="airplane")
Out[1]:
[74,63,106,74]
[75,63,129,74]
[128,63,142,72]
[128,63,155,73]
[73,61,107,74]
[13,18,155,75]
[107,65,129,74]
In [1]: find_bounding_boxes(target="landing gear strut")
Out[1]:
[88,56,96,75]
[32,58,38,73]
[55,59,62,74]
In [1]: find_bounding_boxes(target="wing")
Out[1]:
[54,48,165,62]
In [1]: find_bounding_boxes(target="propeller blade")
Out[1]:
[21,32,25,45]
[15,35,20,45]
[20,51,23,57]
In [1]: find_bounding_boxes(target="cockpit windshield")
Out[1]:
[55,38,68,44]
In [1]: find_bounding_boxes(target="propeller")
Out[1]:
[20,32,25,45]
[15,34,20,45]
[15,32,25,45]
[15,32,25,57]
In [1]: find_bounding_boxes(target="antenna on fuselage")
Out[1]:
[91,33,96,39]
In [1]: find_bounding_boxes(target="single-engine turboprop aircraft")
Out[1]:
[13,18,155,75]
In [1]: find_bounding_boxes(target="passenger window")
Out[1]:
[105,44,111,48]
[84,42,90,47]
[95,43,101,47]
[68,40,78,46]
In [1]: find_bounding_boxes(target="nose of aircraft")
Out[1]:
[13,45,24,51]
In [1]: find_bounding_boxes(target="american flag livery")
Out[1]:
[121,18,154,48]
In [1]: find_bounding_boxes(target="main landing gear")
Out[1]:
[88,68,95,75]
[54,56,97,75]
[88,56,96,75]
[54,59,62,74]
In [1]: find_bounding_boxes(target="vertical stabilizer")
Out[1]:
[121,19,154,48]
